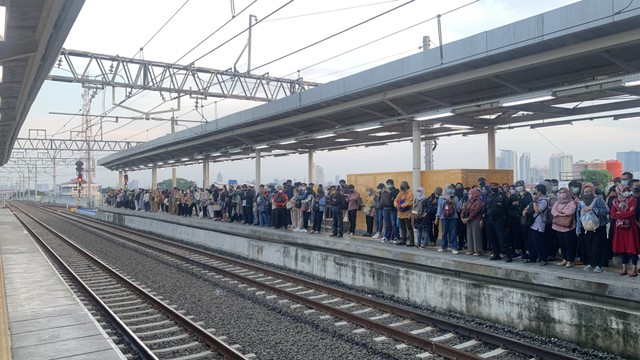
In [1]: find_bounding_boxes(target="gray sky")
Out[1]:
[18,0,637,188]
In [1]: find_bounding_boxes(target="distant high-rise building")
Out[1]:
[549,154,573,180]
[216,172,223,183]
[314,165,325,185]
[496,149,517,178]
[616,150,640,172]
[519,152,531,183]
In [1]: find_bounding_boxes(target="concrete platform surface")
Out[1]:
[0,208,126,360]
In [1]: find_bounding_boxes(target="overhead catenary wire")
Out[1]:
[249,0,415,73]
[283,0,479,79]
[132,0,192,59]
[264,0,402,22]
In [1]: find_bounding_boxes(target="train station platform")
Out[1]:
[97,206,640,358]
[0,208,126,360]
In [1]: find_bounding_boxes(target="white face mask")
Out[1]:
[516,186,523,192]
[621,191,631,197]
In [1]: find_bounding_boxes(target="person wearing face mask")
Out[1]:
[461,188,483,255]
[576,183,610,273]
[426,187,442,247]
[327,185,346,238]
[621,172,633,188]
[454,183,467,251]
[551,187,577,267]
[362,187,376,237]
[272,185,289,230]
[482,182,512,262]
[610,185,639,276]
[435,184,461,253]
[508,180,531,258]
[379,180,400,243]
[394,181,415,246]
[541,180,559,262]
[568,180,582,200]
[372,183,385,239]
[413,187,430,248]
[346,184,361,236]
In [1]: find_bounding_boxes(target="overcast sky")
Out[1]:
[14,0,639,189]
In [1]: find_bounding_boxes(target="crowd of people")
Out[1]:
[105,172,640,276]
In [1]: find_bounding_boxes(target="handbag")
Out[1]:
[301,201,309,212]
[616,219,631,229]
[552,214,574,228]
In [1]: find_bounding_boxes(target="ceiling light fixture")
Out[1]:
[414,110,454,121]
[279,140,297,145]
[355,125,382,132]
[622,77,640,87]
[255,145,269,149]
[315,133,335,139]
[501,92,556,107]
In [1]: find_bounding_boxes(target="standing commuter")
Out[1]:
[372,183,385,239]
[576,183,610,273]
[326,185,345,238]
[610,185,639,276]
[482,183,512,262]
[395,181,414,246]
[551,187,577,267]
[461,188,483,255]
[435,184,460,253]
[272,185,289,230]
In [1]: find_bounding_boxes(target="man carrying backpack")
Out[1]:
[482,182,512,262]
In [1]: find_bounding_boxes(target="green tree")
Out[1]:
[580,169,612,188]
[156,178,197,190]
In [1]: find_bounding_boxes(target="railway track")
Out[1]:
[10,203,251,360]
[21,202,587,360]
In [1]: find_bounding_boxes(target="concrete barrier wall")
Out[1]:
[97,208,640,359]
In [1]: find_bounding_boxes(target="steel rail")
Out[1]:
[11,204,248,360]
[40,203,583,360]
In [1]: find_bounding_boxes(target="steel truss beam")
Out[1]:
[6,157,78,166]
[13,138,144,152]
[49,49,321,102]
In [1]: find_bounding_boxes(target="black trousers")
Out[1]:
[274,208,287,229]
[399,218,414,244]
[312,210,324,232]
[332,209,344,236]
[365,215,374,234]
[428,217,438,244]
[486,219,511,254]
[583,226,608,267]
[348,209,357,233]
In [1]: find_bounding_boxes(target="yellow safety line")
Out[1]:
[0,256,12,360]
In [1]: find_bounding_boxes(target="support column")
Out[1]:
[308,150,314,184]
[412,122,422,190]
[255,150,261,186]
[118,171,124,189]
[202,160,210,190]
[151,167,158,190]
[172,168,177,188]
[487,125,496,170]
[171,118,177,188]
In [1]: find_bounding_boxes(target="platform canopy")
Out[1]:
[0,0,84,167]
[99,0,640,172]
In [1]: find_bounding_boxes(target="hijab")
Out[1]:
[581,182,595,206]
[416,187,425,200]
[469,188,480,201]
[557,187,572,205]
